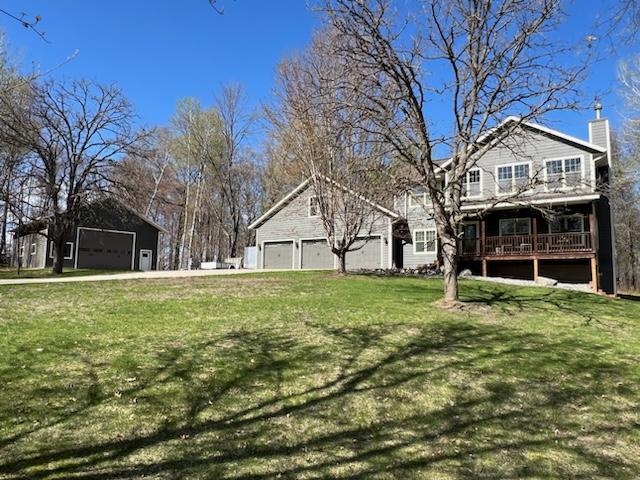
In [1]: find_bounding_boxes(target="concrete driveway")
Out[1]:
[0,269,278,286]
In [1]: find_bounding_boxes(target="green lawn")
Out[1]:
[0,272,639,479]
[0,268,127,280]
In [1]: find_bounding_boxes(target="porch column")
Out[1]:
[481,219,487,277]
[532,217,538,253]
[533,258,539,281]
[591,256,598,293]
[588,212,597,252]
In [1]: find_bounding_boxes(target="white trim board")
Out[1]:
[460,194,601,212]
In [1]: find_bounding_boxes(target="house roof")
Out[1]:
[248,177,400,230]
[437,116,606,170]
[12,197,169,236]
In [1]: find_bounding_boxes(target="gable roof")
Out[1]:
[248,177,400,230]
[437,116,606,170]
[12,197,169,236]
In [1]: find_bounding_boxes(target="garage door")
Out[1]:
[301,239,334,269]
[76,229,134,270]
[263,241,294,269]
[346,237,382,270]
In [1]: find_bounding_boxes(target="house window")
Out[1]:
[545,157,583,189]
[409,186,428,207]
[499,218,531,236]
[30,243,37,255]
[413,229,437,254]
[308,196,320,217]
[49,242,74,260]
[463,168,481,198]
[497,163,530,194]
[19,245,24,258]
[549,215,584,233]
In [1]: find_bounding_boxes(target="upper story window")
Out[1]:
[414,229,437,254]
[549,215,584,233]
[463,168,481,198]
[545,157,584,190]
[308,196,320,217]
[19,245,24,258]
[499,218,531,236]
[497,163,531,195]
[409,186,428,208]
[30,243,37,255]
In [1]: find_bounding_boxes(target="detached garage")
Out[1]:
[13,198,167,272]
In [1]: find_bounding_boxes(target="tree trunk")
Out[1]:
[50,222,66,275]
[337,251,347,274]
[440,234,459,304]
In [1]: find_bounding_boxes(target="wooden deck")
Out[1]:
[459,232,595,260]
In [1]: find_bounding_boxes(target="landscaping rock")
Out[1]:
[459,269,473,278]
[535,276,558,287]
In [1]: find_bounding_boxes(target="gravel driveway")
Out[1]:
[0,269,278,286]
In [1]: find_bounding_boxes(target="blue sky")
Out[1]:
[0,0,635,145]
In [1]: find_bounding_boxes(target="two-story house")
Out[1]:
[250,108,616,295]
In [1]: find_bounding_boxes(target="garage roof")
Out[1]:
[248,177,400,230]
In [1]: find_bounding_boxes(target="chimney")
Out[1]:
[588,101,611,167]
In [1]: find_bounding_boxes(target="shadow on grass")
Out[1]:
[0,311,638,479]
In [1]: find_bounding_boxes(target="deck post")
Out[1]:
[533,257,539,280]
[588,212,597,252]
[482,259,487,277]
[590,256,598,293]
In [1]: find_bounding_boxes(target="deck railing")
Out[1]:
[459,232,593,257]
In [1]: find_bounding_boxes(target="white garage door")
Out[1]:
[301,239,334,269]
[263,241,294,269]
[345,237,382,270]
[76,229,134,270]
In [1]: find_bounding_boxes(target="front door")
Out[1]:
[139,249,152,271]
[462,222,480,255]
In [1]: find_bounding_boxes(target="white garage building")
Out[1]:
[249,178,399,271]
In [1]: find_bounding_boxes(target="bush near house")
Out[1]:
[0,272,638,479]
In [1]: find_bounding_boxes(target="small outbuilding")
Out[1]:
[13,198,167,271]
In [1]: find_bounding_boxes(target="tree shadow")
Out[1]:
[1,311,638,479]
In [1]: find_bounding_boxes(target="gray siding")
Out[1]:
[14,231,47,269]
[396,126,605,268]
[589,119,609,150]
[255,185,392,269]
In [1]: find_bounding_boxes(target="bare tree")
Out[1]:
[0,79,145,273]
[268,29,388,273]
[321,0,589,303]
[612,57,640,291]
[211,84,254,258]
